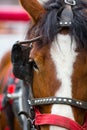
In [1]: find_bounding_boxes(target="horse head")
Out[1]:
[12,0,87,130]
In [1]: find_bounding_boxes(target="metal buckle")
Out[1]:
[64,0,76,5]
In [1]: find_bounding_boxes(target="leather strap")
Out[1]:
[59,0,76,27]
[35,109,86,130]
[28,97,87,110]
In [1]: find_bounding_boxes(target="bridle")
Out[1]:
[12,0,87,129]
[16,35,87,130]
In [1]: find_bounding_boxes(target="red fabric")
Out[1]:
[7,84,16,104]
[7,84,16,94]
[0,94,4,110]
[35,109,87,130]
[4,126,10,130]
[0,6,30,21]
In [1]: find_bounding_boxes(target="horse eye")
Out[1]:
[33,61,39,71]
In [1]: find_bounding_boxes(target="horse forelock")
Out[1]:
[28,0,87,50]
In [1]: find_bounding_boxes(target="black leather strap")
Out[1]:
[28,97,87,110]
[59,0,76,27]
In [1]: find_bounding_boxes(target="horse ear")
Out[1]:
[19,0,45,22]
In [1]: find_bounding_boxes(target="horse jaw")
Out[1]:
[50,34,78,130]
[19,0,45,22]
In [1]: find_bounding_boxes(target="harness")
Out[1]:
[0,70,19,130]
[11,0,87,129]
[0,69,30,130]
[0,71,18,111]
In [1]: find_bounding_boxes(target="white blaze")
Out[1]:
[50,34,78,130]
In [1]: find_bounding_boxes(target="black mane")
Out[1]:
[28,0,87,50]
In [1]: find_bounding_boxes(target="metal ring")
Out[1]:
[64,0,76,5]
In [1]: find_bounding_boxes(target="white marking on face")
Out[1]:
[50,34,78,130]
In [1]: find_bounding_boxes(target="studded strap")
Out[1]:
[28,97,87,110]
[59,0,76,27]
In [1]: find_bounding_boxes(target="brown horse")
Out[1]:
[0,51,29,130]
[12,0,87,130]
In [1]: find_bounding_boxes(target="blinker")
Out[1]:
[11,36,42,81]
[11,42,33,81]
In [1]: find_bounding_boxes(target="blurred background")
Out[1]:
[0,0,19,5]
[0,0,30,60]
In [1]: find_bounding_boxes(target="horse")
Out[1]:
[0,51,29,130]
[11,0,87,130]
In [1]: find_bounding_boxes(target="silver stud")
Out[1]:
[49,98,52,101]
[60,22,63,25]
[43,99,45,102]
[40,99,43,102]
[41,99,42,102]
[68,99,72,103]
[63,99,67,102]
[35,100,37,103]
[53,98,57,101]
[69,22,72,25]
[58,98,62,101]
[65,22,68,25]
[76,101,79,104]
[46,98,49,101]
[79,102,82,105]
